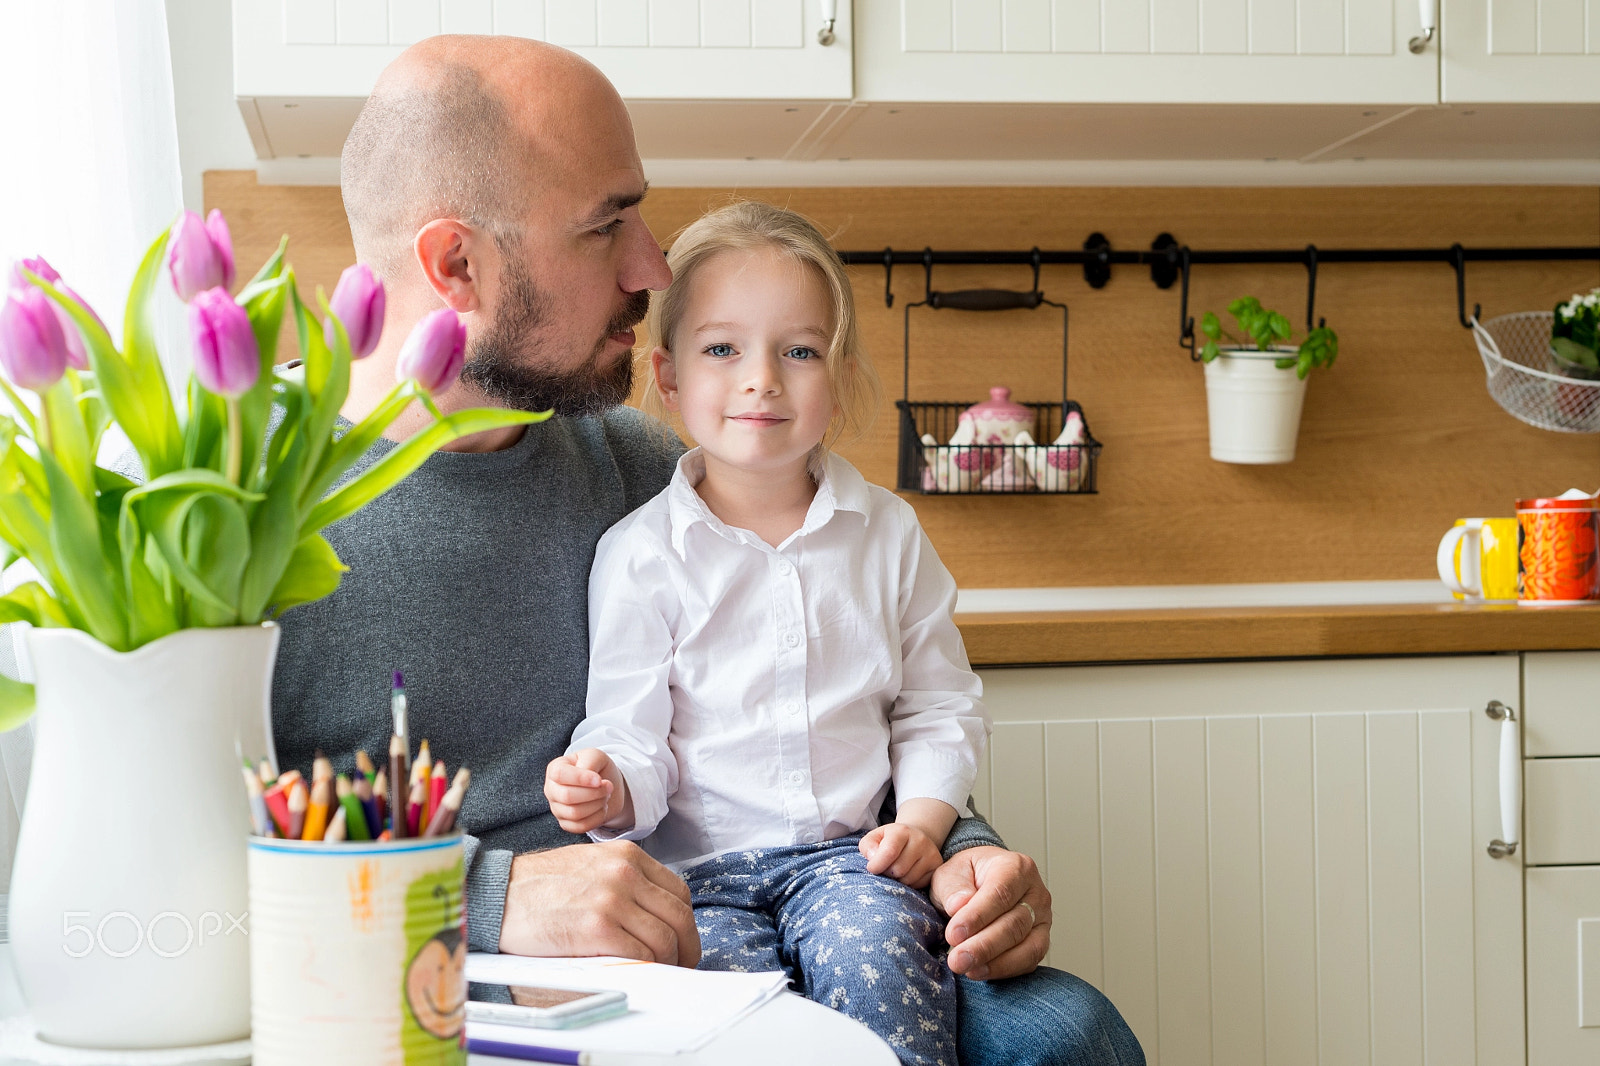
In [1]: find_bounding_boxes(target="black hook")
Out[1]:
[1149,233,1181,289]
[1083,233,1112,289]
[921,247,935,304]
[1450,243,1480,328]
[1178,247,1197,359]
[882,248,894,308]
[1030,247,1042,295]
[1304,245,1325,331]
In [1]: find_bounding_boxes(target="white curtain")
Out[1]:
[0,0,186,918]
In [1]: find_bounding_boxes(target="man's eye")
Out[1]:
[596,218,623,236]
[786,346,820,361]
[705,343,735,358]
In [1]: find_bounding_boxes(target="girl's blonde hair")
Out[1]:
[643,201,881,451]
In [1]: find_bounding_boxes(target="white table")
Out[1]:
[0,946,894,1066]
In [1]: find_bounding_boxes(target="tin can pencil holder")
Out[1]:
[248,835,467,1065]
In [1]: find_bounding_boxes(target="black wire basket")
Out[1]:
[894,283,1101,495]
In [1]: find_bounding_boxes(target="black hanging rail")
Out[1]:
[838,236,1600,359]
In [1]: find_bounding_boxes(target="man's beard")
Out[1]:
[460,253,650,418]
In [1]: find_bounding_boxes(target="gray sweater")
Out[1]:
[271,407,1003,952]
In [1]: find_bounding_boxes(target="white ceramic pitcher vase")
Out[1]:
[7,623,279,1048]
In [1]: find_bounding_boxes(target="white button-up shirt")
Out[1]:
[573,449,988,871]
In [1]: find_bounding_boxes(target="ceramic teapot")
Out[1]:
[959,387,1033,445]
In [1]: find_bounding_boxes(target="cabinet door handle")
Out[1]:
[818,0,838,45]
[1486,700,1520,859]
[1408,0,1436,53]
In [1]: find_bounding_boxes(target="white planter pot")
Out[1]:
[1202,348,1310,464]
[8,624,279,1049]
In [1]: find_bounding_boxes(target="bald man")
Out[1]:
[271,36,1142,1066]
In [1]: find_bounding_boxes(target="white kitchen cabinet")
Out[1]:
[973,655,1525,1066]
[1442,0,1600,102]
[854,0,1441,104]
[235,0,853,160]
[1526,866,1600,1066]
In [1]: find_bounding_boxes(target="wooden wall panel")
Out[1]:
[207,171,1600,588]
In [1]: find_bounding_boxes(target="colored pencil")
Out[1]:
[275,769,303,791]
[407,777,426,837]
[391,671,409,766]
[388,733,409,838]
[335,774,371,841]
[303,776,331,841]
[355,749,376,783]
[422,781,463,837]
[311,750,333,791]
[262,782,292,838]
[354,773,380,838]
[426,760,447,828]
[286,781,308,840]
[373,768,388,834]
[323,805,348,843]
[257,758,276,788]
[242,766,271,837]
[411,739,431,793]
[452,766,471,796]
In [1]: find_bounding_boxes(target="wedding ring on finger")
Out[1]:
[1017,900,1037,929]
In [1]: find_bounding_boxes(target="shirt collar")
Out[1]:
[666,448,873,558]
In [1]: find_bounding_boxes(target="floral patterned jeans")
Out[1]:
[685,835,958,1066]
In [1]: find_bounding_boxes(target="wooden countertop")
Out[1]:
[955,601,1600,666]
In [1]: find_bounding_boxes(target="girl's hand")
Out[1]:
[859,823,943,889]
[545,749,630,833]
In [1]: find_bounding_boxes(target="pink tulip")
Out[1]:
[395,308,466,394]
[9,255,60,289]
[0,287,70,392]
[8,258,95,371]
[188,287,259,398]
[169,209,236,302]
[325,263,385,359]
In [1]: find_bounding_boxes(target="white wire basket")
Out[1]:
[1472,311,1600,433]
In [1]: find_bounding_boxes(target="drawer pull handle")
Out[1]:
[1486,700,1520,859]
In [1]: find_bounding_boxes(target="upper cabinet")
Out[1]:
[854,0,1441,104]
[1442,0,1600,102]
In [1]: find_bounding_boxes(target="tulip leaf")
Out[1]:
[182,495,249,627]
[238,274,291,491]
[265,533,348,618]
[40,378,93,499]
[118,229,184,476]
[236,440,307,623]
[0,674,35,733]
[240,235,289,295]
[122,470,264,621]
[113,499,178,644]
[0,582,69,628]
[288,285,345,492]
[305,406,548,534]
[303,381,417,506]
[40,450,125,649]
[182,375,226,473]
[0,378,38,439]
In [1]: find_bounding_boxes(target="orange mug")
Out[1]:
[1517,492,1600,605]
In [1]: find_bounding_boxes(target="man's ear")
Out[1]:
[413,219,487,313]
[650,347,680,412]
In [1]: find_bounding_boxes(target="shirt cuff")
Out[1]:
[892,750,976,815]
[587,754,668,842]
[463,834,513,954]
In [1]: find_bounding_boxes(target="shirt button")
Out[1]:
[787,770,806,786]
[784,703,801,717]
[784,631,800,648]
[800,831,819,844]
[778,561,793,576]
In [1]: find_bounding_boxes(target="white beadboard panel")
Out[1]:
[545,0,598,44]
[1205,717,1264,1066]
[1153,0,1201,52]
[953,0,1005,50]
[1099,719,1160,1060]
[1592,0,1600,52]
[1199,0,1249,52]
[599,0,650,45]
[390,0,442,43]
[1314,714,1371,1065]
[1419,709,1478,1066]
[904,0,956,50]
[649,0,700,45]
[1346,0,1393,53]
[1004,0,1054,50]
[1052,0,1102,50]
[1488,0,1538,52]
[1104,0,1155,51]
[1046,721,1103,986]
[492,0,545,37]
[1153,718,1211,1066]
[1297,0,1344,53]
[441,0,493,33]
[750,0,803,46]
[1248,0,1298,53]
[989,722,1048,870]
[1366,712,1424,1066]
[284,0,338,43]
[1260,714,1318,1066]
[337,0,389,43]
[702,0,753,45]
[1540,0,1588,52]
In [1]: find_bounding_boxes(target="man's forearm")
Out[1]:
[462,833,515,953]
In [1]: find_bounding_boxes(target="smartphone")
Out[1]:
[465,982,628,1029]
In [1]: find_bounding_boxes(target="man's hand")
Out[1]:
[545,748,631,833]
[860,823,943,889]
[498,841,701,968]
[929,846,1051,981]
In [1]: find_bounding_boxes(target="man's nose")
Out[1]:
[621,213,672,293]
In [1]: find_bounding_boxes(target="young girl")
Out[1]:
[543,202,987,1066]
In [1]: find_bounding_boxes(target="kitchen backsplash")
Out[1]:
[209,172,1600,589]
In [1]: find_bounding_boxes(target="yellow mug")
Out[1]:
[1437,518,1518,602]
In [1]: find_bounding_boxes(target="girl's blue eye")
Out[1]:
[786,346,820,361]
[705,343,735,358]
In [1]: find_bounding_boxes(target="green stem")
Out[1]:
[226,398,243,485]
